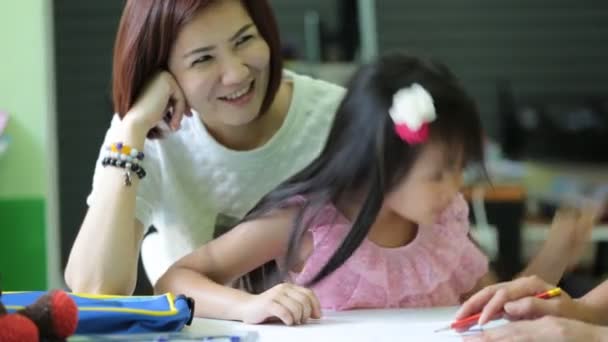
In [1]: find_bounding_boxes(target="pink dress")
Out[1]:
[288,194,489,310]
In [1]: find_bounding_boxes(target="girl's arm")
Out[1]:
[154,208,321,324]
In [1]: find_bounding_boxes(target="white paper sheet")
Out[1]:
[186,307,507,341]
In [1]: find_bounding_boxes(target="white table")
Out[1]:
[184,307,488,341]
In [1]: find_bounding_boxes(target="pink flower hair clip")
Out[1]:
[388,83,436,144]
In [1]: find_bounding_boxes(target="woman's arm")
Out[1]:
[516,237,570,286]
[155,208,321,324]
[65,72,190,295]
[64,122,147,295]
[517,205,598,285]
[579,280,608,325]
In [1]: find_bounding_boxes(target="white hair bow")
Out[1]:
[388,83,436,144]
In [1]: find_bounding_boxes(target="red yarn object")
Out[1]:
[0,314,39,342]
[17,290,79,341]
[48,290,79,339]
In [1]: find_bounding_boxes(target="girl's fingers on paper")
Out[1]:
[284,289,313,323]
[294,287,322,319]
[478,277,552,325]
[269,300,295,326]
[283,292,309,324]
[277,294,305,325]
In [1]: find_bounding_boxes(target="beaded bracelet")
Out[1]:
[102,142,146,186]
[106,142,145,161]
[102,156,147,186]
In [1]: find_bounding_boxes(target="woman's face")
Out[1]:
[168,0,271,127]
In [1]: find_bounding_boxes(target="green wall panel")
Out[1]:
[0,199,47,290]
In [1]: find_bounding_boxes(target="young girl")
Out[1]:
[155,52,589,325]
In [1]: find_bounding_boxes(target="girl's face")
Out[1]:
[168,0,271,128]
[384,142,464,225]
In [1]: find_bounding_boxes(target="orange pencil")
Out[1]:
[435,287,562,332]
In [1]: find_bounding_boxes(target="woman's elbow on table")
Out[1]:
[64,264,137,295]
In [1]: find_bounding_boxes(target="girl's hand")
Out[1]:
[122,71,192,138]
[240,283,322,325]
[463,316,608,342]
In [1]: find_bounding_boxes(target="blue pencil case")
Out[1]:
[2,291,194,334]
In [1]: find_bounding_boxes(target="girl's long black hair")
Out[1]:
[241,51,485,293]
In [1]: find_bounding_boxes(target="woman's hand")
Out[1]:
[463,316,608,342]
[546,203,599,270]
[240,283,322,325]
[455,276,583,325]
[122,71,192,138]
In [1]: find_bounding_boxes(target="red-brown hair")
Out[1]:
[112,0,283,138]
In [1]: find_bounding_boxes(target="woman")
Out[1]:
[64,0,345,295]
